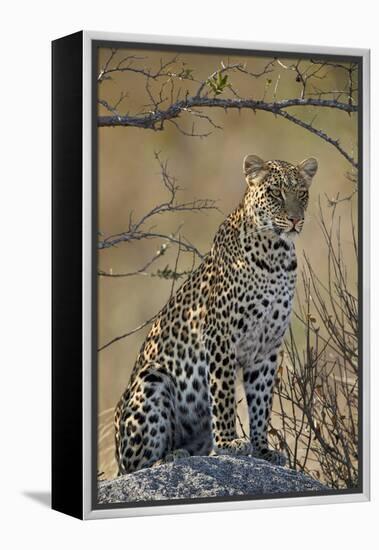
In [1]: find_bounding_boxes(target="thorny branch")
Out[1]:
[275,109,356,167]
[98,52,196,83]
[98,52,358,166]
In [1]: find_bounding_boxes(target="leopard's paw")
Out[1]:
[252,447,287,466]
[213,438,253,456]
[163,448,191,462]
[152,448,191,468]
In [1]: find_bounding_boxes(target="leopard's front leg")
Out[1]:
[207,343,252,456]
[243,351,286,466]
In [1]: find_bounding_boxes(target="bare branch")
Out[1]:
[98,314,157,352]
[98,96,357,122]
[97,53,358,166]
[98,242,170,277]
[98,97,357,167]
[272,197,358,488]
[275,109,357,168]
[97,154,216,351]
[98,52,196,83]
[98,152,219,255]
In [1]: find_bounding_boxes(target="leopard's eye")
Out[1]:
[298,189,308,200]
[269,187,282,199]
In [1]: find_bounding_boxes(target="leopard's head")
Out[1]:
[242,155,318,240]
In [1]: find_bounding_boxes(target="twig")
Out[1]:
[98,314,157,352]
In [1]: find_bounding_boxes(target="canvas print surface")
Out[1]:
[95,43,361,507]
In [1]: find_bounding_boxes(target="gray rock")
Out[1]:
[98,455,328,504]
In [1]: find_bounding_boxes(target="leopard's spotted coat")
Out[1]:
[115,155,318,474]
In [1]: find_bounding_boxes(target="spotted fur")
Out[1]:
[115,155,318,474]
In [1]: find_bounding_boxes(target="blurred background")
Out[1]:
[97,46,358,484]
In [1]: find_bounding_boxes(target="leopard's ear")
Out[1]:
[298,157,318,187]
[243,155,267,185]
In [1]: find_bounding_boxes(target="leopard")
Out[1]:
[114,154,318,475]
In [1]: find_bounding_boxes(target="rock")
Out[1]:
[97,455,328,504]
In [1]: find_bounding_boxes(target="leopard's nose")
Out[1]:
[288,217,301,227]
